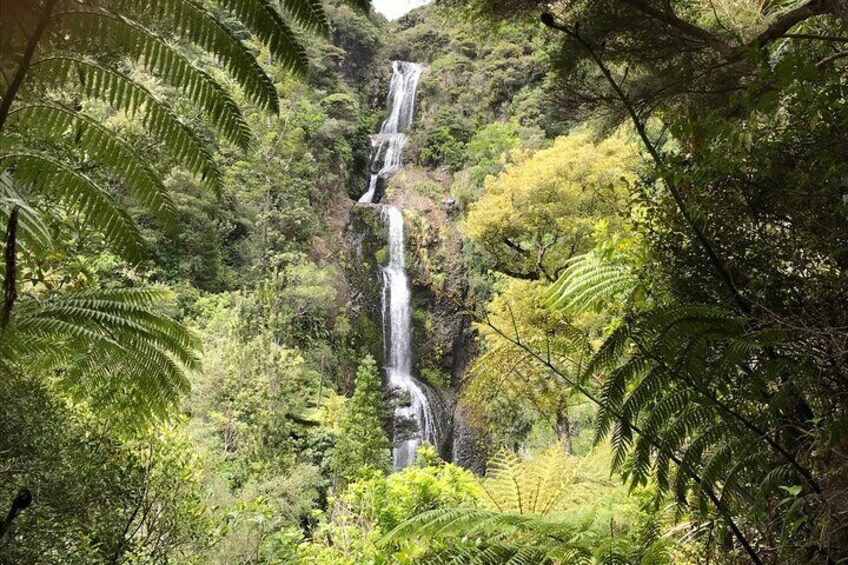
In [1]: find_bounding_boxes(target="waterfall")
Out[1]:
[356,61,434,469]
[382,207,435,469]
[358,61,423,204]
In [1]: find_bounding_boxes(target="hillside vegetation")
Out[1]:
[1,0,847,564]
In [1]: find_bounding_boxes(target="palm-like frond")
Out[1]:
[388,506,668,565]
[25,56,221,187]
[280,0,331,33]
[481,447,586,516]
[0,0,336,261]
[0,172,52,254]
[544,252,818,548]
[545,251,640,315]
[0,287,200,423]
[3,152,146,260]
[584,303,817,532]
[4,104,177,221]
[341,0,373,13]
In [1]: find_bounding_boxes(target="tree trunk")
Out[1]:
[555,406,574,455]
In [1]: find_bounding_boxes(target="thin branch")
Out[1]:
[783,32,848,41]
[617,0,736,57]
[752,0,836,48]
[817,49,848,66]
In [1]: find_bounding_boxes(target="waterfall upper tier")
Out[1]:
[380,62,423,134]
[358,62,423,205]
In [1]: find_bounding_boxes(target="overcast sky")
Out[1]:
[372,0,431,20]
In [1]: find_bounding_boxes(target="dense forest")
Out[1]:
[1,0,847,563]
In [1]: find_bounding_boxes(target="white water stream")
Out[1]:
[358,61,422,204]
[358,61,434,469]
[382,206,435,469]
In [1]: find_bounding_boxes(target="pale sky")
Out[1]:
[373,0,431,20]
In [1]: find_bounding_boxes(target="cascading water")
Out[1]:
[357,61,435,469]
[358,61,423,204]
[382,206,435,469]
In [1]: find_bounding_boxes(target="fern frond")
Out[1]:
[545,252,638,315]
[30,42,253,151]
[2,287,200,423]
[0,172,52,254]
[28,56,221,188]
[5,104,177,223]
[582,322,632,382]
[2,152,145,261]
[341,0,373,12]
[109,0,282,109]
[280,0,331,33]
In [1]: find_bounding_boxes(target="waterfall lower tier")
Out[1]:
[382,206,435,469]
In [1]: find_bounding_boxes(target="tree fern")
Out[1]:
[0,0,369,419]
[541,248,823,559]
[4,152,146,260]
[1,0,363,262]
[389,504,668,564]
[0,287,200,423]
[580,304,821,561]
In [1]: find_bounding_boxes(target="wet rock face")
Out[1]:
[451,405,491,475]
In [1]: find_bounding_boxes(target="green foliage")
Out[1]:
[388,446,674,564]
[465,278,593,452]
[464,128,639,281]
[1,286,199,423]
[463,121,521,188]
[0,373,208,564]
[298,452,480,563]
[332,355,392,480]
[419,126,467,171]
[546,248,641,317]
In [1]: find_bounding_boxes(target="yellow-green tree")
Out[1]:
[464,278,593,453]
[464,127,639,281]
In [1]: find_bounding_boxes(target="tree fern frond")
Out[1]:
[53,9,254,149]
[215,0,317,69]
[595,354,643,442]
[109,0,282,109]
[582,322,632,382]
[341,0,372,13]
[2,152,145,260]
[698,444,733,505]
[28,56,221,188]
[0,172,52,253]
[5,103,177,222]
[545,252,639,315]
[3,287,199,423]
[279,0,331,33]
